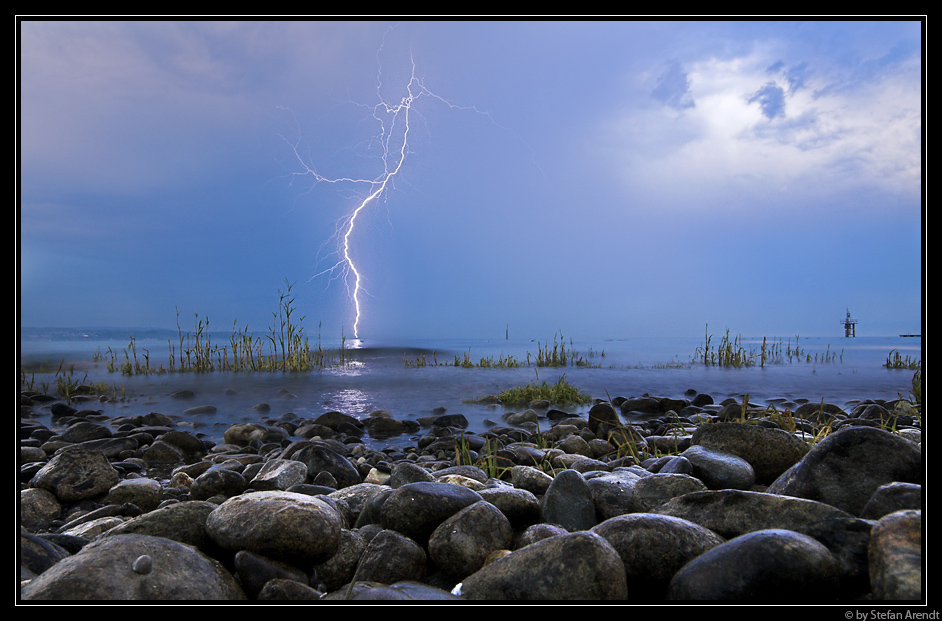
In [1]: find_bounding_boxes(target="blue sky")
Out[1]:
[18,19,923,342]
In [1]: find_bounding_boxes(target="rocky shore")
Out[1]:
[19,387,924,602]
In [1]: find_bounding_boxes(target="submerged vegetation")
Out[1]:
[408,326,848,374]
[402,331,605,370]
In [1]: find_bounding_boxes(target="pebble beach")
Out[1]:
[19,383,924,602]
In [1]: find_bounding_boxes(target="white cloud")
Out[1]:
[599,42,921,216]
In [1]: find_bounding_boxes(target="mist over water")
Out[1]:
[20,329,922,450]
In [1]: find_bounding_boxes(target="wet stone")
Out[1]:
[540,469,596,532]
[19,384,923,603]
[667,529,843,602]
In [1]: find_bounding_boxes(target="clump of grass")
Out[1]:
[536,332,602,368]
[466,374,592,407]
[403,333,599,370]
[884,349,921,370]
[764,403,799,434]
[474,353,523,369]
[404,348,526,369]
[454,349,476,369]
[454,434,513,479]
[19,361,126,403]
[402,351,440,368]
[606,425,647,462]
[694,325,754,367]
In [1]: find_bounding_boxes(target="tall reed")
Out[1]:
[694,325,839,368]
[108,280,356,375]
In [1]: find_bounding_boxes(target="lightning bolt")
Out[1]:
[282,35,529,341]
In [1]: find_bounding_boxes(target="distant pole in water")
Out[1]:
[506,324,509,340]
[841,308,858,337]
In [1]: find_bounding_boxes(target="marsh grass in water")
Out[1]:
[884,349,921,370]
[92,280,360,376]
[493,374,593,407]
[694,324,841,368]
[535,332,603,368]
[21,361,126,404]
[402,332,602,370]
[465,374,592,407]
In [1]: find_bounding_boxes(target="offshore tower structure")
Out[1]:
[841,308,858,337]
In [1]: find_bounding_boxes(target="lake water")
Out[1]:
[19,329,922,449]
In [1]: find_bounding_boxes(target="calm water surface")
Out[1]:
[19,330,922,449]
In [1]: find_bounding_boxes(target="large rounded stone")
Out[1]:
[868,509,922,600]
[385,461,435,488]
[20,531,71,579]
[158,429,206,456]
[509,465,553,495]
[248,459,308,492]
[327,482,390,525]
[98,500,219,551]
[313,528,367,592]
[767,426,922,516]
[350,581,460,600]
[513,523,568,550]
[20,534,245,600]
[619,397,661,416]
[312,411,363,430]
[653,489,852,539]
[797,517,876,599]
[59,420,112,443]
[61,516,124,539]
[587,402,620,434]
[364,415,413,438]
[540,469,596,532]
[679,445,755,490]
[142,440,185,464]
[667,529,842,601]
[690,421,811,483]
[20,487,62,531]
[630,473,707,513]
[292,443,362,489]
[429,500,514,579]
[232,550,310,599]
[476,486,541,529]
[223,423,271,446]
[585,470,643,521]
[189,468,247,501]
[206,491,342,565]
[592,513,725,600]
[256,578,324,600]
[29,446,120,502]
[860,482,922,520]
[458,531,627,600]
[106,478,163,512]
[353,529,427,585]
[379,482,483,545]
